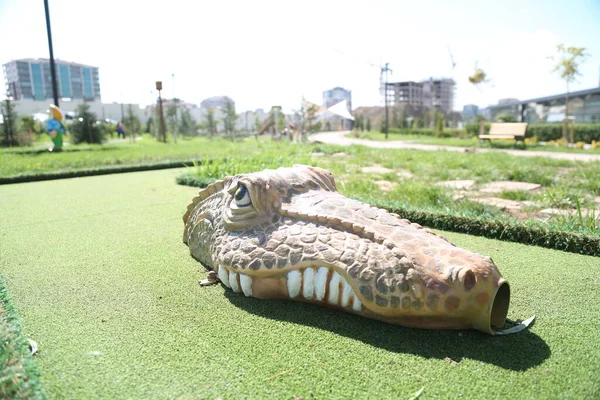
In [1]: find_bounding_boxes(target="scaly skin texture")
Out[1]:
[183,165,510,334]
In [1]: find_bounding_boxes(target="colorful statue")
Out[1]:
[183,165,513,335]
[46,104,67,152]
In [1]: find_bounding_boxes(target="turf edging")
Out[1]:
[0,276,45,399]
[0,159,204,185]
[360,197,600,257]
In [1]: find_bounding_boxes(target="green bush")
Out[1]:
[466,122,600,142]
[387,128,465,137]
[527,123,600,142]
[69,104,105,144]
[465,123,491,136]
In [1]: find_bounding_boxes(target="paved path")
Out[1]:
[310,131,600,163]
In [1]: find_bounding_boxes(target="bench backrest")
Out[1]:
[489,123,528,136]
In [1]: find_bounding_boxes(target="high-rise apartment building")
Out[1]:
[385,78,455,113]
[3,58,101,101]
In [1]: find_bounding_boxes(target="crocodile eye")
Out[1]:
[234,184,252,207]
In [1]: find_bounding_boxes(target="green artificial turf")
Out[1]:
[1,169,599,399]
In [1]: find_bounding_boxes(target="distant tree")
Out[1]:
[166,103,178,143]
[124,104,141,142]
[305,104,322,133]
[204,107,217,140]
[178,108,196,136]
[18,114,36,147]
[549,44,590,144]
[70,104,104,144]
[145,116,153,134]
[366,117,371,132]
[468,67,489,86]
[412,118,421,129]
[391,108,399,129]
[222,100,238,141]
[434,112,444,136]
[400,106,408,129]
[20,115,36,135]
[325,121,331,131]
[1,98,19,147]
[355,114,362,132]
[254,113,261,137]
[495,113,516,123]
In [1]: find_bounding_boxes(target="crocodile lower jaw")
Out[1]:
[217,265,363,312]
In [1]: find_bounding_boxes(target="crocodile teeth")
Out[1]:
[352,297,362,312]
[229,272,241,293]
[287,270,301,298]
[315,267,328,301]
[239,274,253,297]
[218,265,230,288]
[328,272,341,304]
[302,268,315,299]
[341,279,352,307]
[286,267,362,312]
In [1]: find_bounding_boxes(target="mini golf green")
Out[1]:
[1,168,599,399]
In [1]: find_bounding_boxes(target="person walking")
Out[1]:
[116,122,125,139]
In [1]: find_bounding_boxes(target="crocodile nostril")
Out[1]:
[462,270,476,291]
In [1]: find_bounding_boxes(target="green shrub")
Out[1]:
[465,123,491,136]
[527,123,600,142]
[387,128,465,137]
[466,122,600,142]
[69,104,105,144]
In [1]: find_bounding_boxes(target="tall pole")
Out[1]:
[156,81,166,143]
[384,62,390,139]
[171,73,177,143]
[44,0,59,107]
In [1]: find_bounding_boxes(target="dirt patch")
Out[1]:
[471,197,523,211]
[331,152,347,157]
[396,169,415,179]
[375,180,396,192]
[479,181,542,194]
[361,164,394,174]
[436,180,476,190]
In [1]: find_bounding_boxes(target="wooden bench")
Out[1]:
[479,123,528,148]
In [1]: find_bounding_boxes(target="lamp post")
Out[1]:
[156,81,167,142]
[171,73,177,143]
[43,0,59,107]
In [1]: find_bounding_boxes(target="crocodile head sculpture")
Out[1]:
[183,164,510,334]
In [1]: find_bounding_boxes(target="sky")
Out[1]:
[1,0,599,112]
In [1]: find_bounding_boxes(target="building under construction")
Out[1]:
[385,78,455,113]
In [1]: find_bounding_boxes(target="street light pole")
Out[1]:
[43,0,59,107]
[171,73,177,143]
[383,62,391,140]
[156,81,167,143]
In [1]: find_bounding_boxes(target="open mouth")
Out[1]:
[217,265,363,312]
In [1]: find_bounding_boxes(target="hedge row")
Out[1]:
[0,159,202,185]
[465,123,600,142]
[387,128,467,138]
[358,197,600,257]
[176,172,216,188]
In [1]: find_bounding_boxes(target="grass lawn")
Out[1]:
[1,169,599,399]
[0,135,261,178]
[177,141,600,236]
[349,131,600,154]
